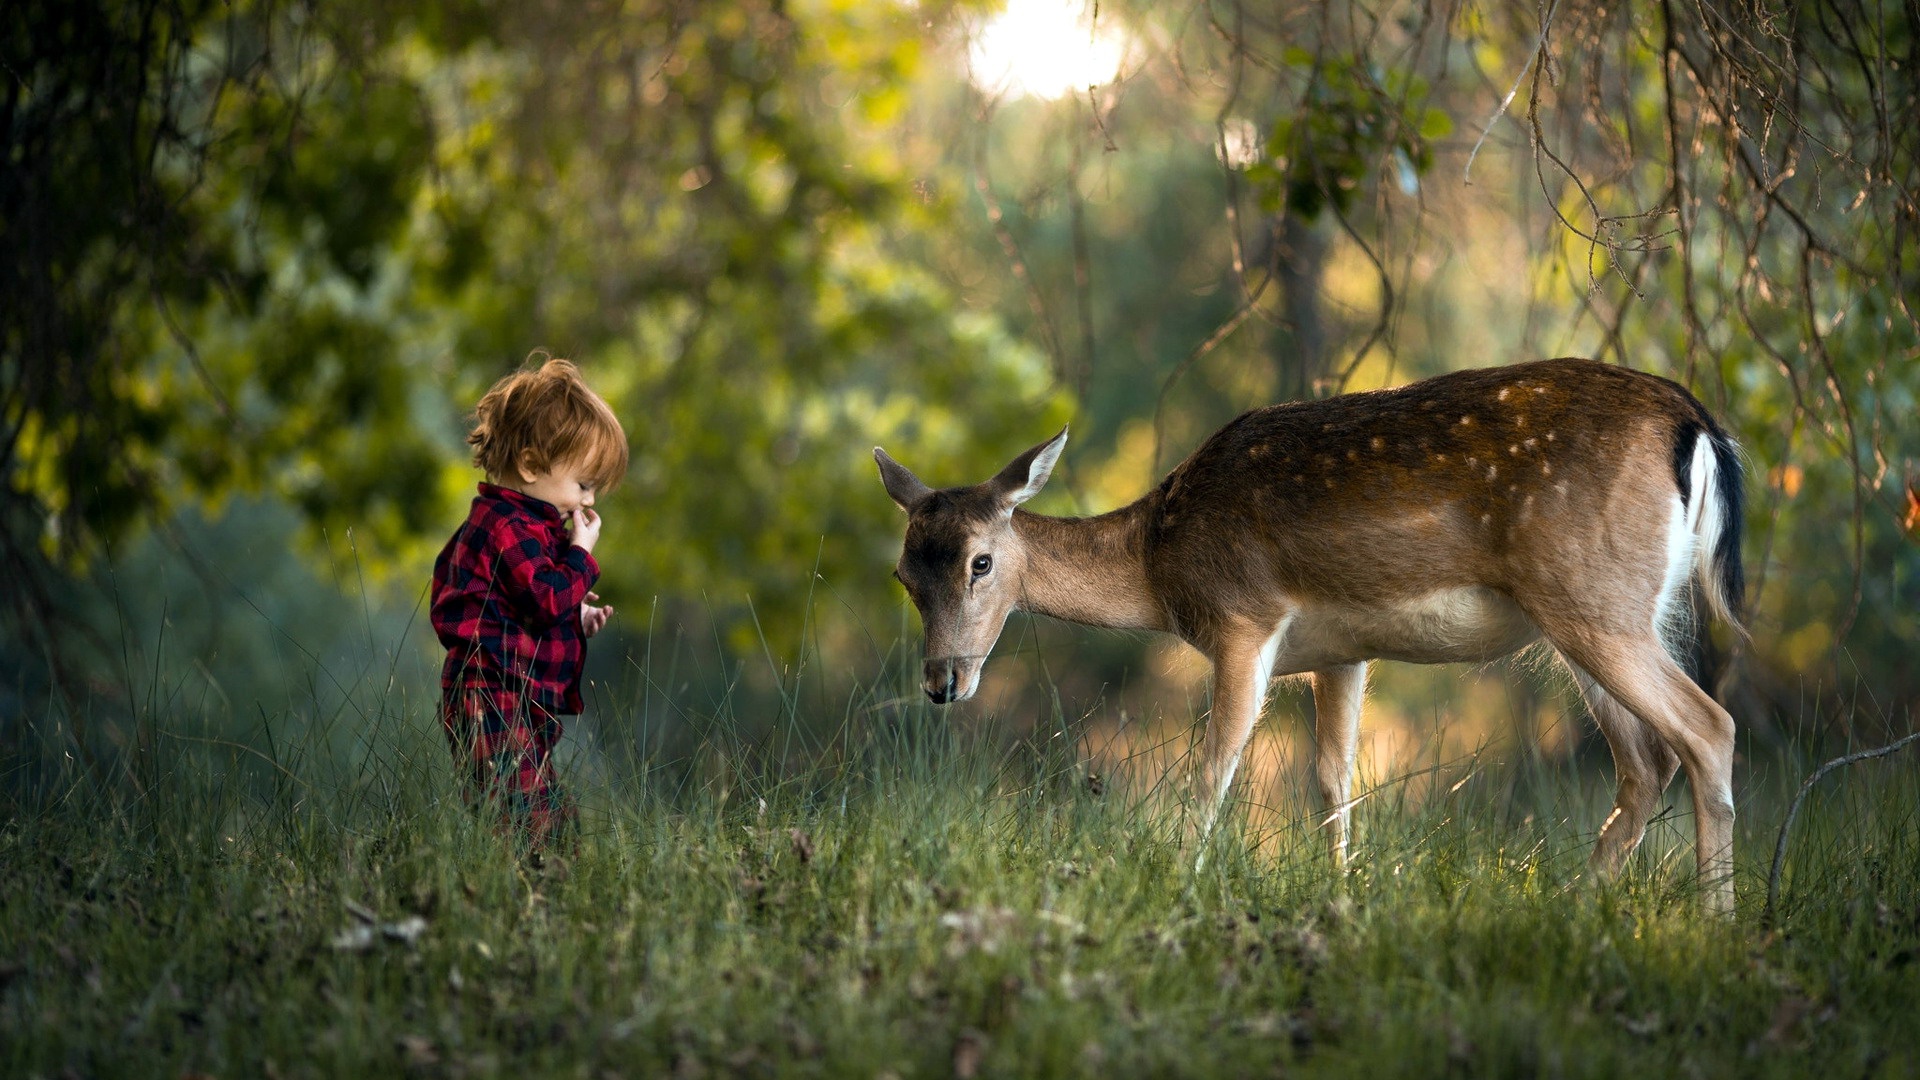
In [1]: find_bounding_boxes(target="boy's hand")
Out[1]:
[571,507,603,554]
[581,592,613,638]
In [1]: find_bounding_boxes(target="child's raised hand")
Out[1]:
[570,506,603,553]
[581,592,613,637]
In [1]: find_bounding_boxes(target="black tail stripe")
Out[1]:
[1670,418,1704,509]
[1710,429,1746,616]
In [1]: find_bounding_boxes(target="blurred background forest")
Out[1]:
[3,0,1917,811]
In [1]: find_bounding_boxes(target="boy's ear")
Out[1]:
[516,449,544,485]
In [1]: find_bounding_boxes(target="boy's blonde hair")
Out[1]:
[469,353,628,490]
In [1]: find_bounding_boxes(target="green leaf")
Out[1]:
[1419,107,1454,140]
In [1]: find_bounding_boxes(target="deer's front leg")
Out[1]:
[1191,622,1281,849]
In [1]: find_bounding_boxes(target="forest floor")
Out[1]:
[3,691,1917,1079]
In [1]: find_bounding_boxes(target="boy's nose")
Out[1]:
[581,489,594,507]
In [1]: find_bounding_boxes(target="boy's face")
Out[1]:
[513,457,598,515]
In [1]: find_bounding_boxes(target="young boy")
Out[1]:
[430,355,628,850]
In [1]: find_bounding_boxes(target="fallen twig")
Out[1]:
[1765,731,1920,925]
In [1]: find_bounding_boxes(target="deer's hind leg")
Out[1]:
[1311,662,1367,868]
[1566,662,1681,878]
[1544,630,1736,913]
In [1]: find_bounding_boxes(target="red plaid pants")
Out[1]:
[439,684,577,851]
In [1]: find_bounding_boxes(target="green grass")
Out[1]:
[3,671,1918,1079]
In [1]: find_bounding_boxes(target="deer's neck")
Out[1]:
[1011,502,1165,632]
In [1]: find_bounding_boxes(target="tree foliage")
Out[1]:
[3,0,1066,672]
[4,0,1917,755]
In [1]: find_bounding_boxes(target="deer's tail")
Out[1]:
[1679,420,1746,635]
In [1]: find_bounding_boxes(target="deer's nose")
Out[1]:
[924,659,959,704]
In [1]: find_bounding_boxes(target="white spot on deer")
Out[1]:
[1498,387,1512,401]
[1459,415,1474,426]
[1533,386,1548,395]
[1480,513,1492,526]
[1555,482,1569,497]
[1545,431,1556,442]
[1524,437,1538,449]
[1371,436,1385,451]
[1509,444,1521,456]
[1541,461,1553,477]
[1487,464,1499,480]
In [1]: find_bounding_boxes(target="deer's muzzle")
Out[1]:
[923,656,979,704]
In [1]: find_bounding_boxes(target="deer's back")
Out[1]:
[1142,358,1711,619]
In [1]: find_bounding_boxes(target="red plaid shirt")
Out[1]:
[431,483,599,713]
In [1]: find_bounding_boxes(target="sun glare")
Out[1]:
[967,0,1131,101]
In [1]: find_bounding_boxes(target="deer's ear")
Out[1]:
[989,427,1067,510]
[874,447,934,512]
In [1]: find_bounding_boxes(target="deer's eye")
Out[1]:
[970,554,993,578]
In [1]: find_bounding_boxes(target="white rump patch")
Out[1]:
[1654,492,1696,651]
